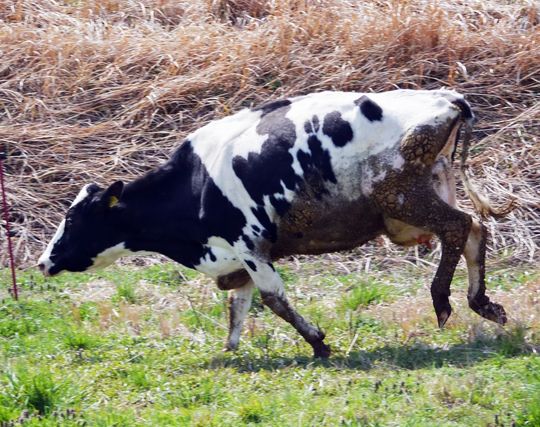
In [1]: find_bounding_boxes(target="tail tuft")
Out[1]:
[460,169,518,219]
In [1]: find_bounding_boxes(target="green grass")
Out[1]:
[113,281,138,304]
[0,263,539,426]
[334,276,394,311]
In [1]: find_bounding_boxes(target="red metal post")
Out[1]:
[0,148,18,300]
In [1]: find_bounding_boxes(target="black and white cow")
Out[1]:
[38,89,508,358]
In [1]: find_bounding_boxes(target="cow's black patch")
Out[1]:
[116,141,247,268]
[252,98,291,117]
[233,105,298,201]
[48,248,93,275]
[233,105,298,233]
[297,116,337,199]
[203,247,217,262]
[269,195,290,216]
[322,111,353,147]
[242,234,255,250]
[267,262,275,271]
[355,95,383,122]
[251,206,277,242]
[245,260,257,272]
[304,115,320,134]
[251,225,260,233]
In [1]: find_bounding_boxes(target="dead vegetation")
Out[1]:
[0,0,538,266]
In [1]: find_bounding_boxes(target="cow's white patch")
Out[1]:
[190,109,264,226]
[360,167,387,197]
[432,157,456,207]
[369,89,464,129]
[37,219,66,275]
[194,236,242,279]
[70,184,94,207]
[230,120,268,159]
[89,242,135,271]
[464,220,483,302]
[238,257,283,294]
[392,154,405,170]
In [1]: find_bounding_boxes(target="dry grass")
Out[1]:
[366,276,540,353]
[1,0,539,266]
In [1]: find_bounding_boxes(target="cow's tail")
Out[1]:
[454,99,517,219]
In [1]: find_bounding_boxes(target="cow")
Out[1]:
[38,89,511,358]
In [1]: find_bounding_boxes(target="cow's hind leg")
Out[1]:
[430,222,469,328]
[463,219,507,324]
[224,279,254,352]
[241,258,330,358]
[378,185,472,327]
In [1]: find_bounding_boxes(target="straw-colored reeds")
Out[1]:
[1,0,538,266]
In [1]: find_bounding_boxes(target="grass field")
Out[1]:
[1,260,539,426]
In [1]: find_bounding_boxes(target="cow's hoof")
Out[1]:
[437,310,451,328]
[432,292,452,329]
[434,299,452,328]
[222,343,238,353]
[479,302,507,325]
[312,341,331,359]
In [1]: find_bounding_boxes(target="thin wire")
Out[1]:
[0,151,18,300]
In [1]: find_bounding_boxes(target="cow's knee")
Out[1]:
[242,258,330,358]
[260,289,329,357]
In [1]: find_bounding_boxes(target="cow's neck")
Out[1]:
[115,142,208,267]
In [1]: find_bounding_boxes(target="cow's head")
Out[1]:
[38,181,127,276]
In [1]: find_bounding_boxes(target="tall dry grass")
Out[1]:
[0,0,539,266]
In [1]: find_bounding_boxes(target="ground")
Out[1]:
[1,256,539,426]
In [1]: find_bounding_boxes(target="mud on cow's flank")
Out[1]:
[38,89,512,359]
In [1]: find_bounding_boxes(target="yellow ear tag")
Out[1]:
[108,196,119,208]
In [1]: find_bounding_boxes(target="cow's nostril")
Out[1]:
[38,263,45,272]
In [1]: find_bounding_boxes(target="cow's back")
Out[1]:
[187,89,465,257]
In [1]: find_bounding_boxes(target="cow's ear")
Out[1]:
[101,181,124,208]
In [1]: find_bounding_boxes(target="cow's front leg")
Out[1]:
[224,279,254,352]
[242,259,330,358]
[463,219,507,324]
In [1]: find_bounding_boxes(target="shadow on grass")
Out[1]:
[205,331,536,373]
